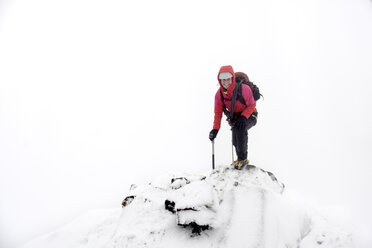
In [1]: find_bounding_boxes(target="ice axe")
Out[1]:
[231,131,235,163]
[211,140,215,170]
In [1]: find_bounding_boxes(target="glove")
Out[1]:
[209,129,219,141]
[235,116,248,130]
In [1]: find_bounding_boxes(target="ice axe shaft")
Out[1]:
[232,142,234,163]
[232,130,234,163]
[212,140,215,170]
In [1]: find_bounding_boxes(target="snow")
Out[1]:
[169,180,218,209]
[22,165,353,248]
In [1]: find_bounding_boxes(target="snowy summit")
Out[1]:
[23,165,352,248]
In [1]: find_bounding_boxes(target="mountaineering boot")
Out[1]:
[233,159,249,170]
[231,160,240,168]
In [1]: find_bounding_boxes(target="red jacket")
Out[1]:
[213,65,257,130]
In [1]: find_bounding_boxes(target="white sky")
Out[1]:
[1,0,372,247]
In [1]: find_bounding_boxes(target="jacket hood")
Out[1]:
[217,65,236,95]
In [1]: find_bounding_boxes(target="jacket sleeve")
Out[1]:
[241,84,257,119]
[213,90,224,130]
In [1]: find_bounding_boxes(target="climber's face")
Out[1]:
[221,78,232,89]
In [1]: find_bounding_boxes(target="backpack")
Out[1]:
[220,72,262,126]
[235,74,262,103]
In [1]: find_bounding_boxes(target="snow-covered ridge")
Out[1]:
[22,165,353,248]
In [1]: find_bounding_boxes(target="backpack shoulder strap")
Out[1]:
[230,82,240,120]
[237,82,246,106]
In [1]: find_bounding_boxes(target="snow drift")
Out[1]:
[22,165,353,248]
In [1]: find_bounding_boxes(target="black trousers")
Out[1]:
[232,115,257,161]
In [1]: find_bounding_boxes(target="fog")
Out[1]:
[1,0,372,247]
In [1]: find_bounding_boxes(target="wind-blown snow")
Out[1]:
[22,165,353,248]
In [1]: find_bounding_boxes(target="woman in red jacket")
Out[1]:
[209,65,257,170]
